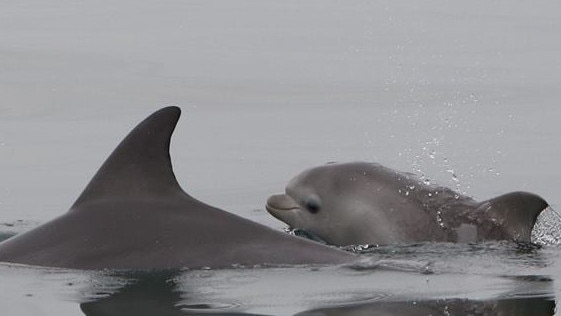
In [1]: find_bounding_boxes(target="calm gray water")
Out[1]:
[1,0,561,315]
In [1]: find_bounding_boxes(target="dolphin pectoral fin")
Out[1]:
[479,191,548,242]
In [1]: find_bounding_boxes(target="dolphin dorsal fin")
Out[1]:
[71,106,184,208]
[480,191,548,242]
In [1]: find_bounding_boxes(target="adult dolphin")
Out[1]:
[266,162,548,246]
[0,107,355,270]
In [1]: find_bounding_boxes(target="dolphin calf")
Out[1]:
[266,162,548,246]
[0,107,354,270]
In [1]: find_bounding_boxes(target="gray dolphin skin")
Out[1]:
[0,107,354,270]
[266,162,548,246]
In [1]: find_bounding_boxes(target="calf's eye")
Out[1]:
[304,199,321,214]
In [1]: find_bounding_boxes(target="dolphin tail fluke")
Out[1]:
[479,191,548,242]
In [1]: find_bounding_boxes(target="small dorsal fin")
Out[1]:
[71,107,184,208]
[480,191,548,242]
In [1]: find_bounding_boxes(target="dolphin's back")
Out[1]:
[0,107,354,270]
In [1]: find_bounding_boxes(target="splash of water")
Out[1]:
[532,206,561,246]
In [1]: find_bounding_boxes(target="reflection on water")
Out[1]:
[80,272,183,316]
[80,271,268,316]
[78,271,555,316]
[297,296,555,316]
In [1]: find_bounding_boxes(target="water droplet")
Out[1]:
[436,210,445,227]
[446,169,460,182]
